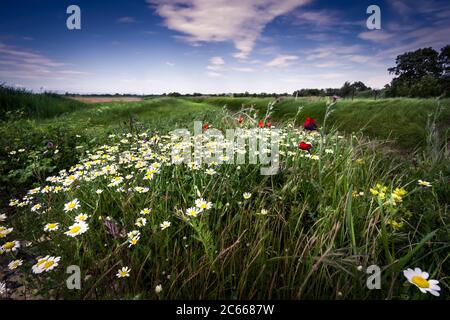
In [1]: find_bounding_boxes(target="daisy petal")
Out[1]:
[429,289,440,297]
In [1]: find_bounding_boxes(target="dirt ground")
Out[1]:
[70,96,144,103]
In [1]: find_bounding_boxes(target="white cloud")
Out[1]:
[209,56,225,65]
[232,67,255,72]
[346,55,372,64]
[0,42,90,81]
[206,56,226,72]
[0,43,64,67]
[305,45,363,61]
[166,61,175,67]
[266,55,299,67]
[148,0,310,59]
[295,9,341,27]
[358,31,394,43]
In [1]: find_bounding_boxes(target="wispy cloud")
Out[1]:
[0,43,64,67]
[0,42,91,81]
[148,0,310,59]
[305,44,363,61]
[295,9,343,27]
[266,55,299,67]
[117,16,137,23]
[209,56,225,66]
[206,56,225,72]
[232,67,255,72]
[358,30,394,42]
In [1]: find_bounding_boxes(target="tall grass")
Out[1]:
[1,92,448,300]
[0,85,87,120]
[2,104,448,300]
[192,96,450,152]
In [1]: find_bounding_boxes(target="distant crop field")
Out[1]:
[70,96,144,103]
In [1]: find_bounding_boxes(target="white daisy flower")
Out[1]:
[28,187,40,195]
[186,207,201,218]
[135,217,147,227]
[64,221,89,237]
[0,240,20,253]
[195,198,213,211]
[140,208,152,215]
[110,176,123,186]
[155,284,163,294]
[0,226,13,238]
[116,266,131,278]
[243,192,252,200]
[128,236,140,247]
[44,223,59,232]
[403,268,441,296]
[134,186,149,193]
[8,259,23,270]
[256,209,269,215]
[64,199,80,212]
[160,221,171,230]
[75,213,90,223]
[0,213,7,222]
[127,230,140,239]
[31,203,42,212]
[418,180,432,188]
[32,256,60,274]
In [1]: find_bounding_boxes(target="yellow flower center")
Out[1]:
[70,225,81,234]
[3,242,15,249]
[47,223,57,229]
[68,203,76,209]
[412,276,429,288]
[187,211,197,217]
[37,259,46,267]
[43,260,55,269]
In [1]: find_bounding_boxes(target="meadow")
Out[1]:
[0,88,449,299]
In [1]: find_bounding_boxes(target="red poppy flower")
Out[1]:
[304,117,317,131]
[298,141,312,151]
[238,116,244,124]
[203,123,209,131]
[266,121,271,128]
[258,120,264,128]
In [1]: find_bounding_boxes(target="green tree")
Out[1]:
[351,81,371,92]
[410,75,442,98]
[439,45,450,96]
[340,81,353,98]
[388,47,442,87]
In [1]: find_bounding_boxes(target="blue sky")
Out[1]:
[1,0,449,94]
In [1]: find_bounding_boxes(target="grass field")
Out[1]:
[1,89,449,299]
